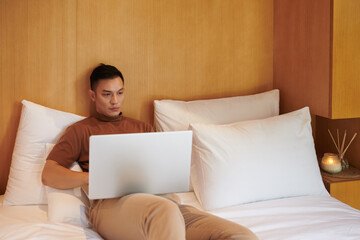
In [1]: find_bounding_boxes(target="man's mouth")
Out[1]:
[110,107,120,111]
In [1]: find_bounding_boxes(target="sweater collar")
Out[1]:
[94,111,123,122]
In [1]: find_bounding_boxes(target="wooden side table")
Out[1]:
[321,166,360,210]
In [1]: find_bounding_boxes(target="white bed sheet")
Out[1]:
[2,193,360,240]
[175,192,360,240]
[0,195,102,240]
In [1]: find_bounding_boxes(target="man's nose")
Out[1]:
[110,94,118,104]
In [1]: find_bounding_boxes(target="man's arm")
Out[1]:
[42,160,88,189]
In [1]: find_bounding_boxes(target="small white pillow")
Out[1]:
[44,143,89,228]
[154,89,279,132]
[190,107,328,210]
[46,176,89,227]
[3,100,84,206]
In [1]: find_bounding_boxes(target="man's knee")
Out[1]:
[123,193,183,225]
[221,229,259,240]
[146,195,183,220]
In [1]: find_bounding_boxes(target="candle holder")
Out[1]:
[328,129,357,170]
[320,153,342,174]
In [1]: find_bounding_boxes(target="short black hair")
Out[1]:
[90,64,124,90]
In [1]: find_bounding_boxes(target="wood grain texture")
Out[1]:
[332,0,360,118]
[314,0,360,178]
[0,0,77,194]
[274,0,360,119]
[331,181,360,210]
[0,0,273,194]
[323,175,360,210]
[273,0,331,116]
[76,0,273,123]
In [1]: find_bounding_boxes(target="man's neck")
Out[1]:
[94,111,123,122]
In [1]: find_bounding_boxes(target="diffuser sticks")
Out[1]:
[328,129,357,169]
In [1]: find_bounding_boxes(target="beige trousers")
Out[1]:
[89,193,258,240]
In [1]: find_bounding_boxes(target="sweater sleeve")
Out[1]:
[146,122,155,133]
[46,124,82,169]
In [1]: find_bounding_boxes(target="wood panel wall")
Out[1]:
[332,0,360,118]
[273,0,331,116]
[274,0,360,119]
[0,0,273,194]
[315,0,360,169]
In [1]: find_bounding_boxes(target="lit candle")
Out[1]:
[321,153,342,174]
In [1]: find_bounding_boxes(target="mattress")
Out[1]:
[1,193,360,240]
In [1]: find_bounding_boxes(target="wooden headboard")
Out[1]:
[0,0,273,194]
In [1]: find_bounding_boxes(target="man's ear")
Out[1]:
[89,89,96,102]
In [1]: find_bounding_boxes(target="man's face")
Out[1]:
[89,77,125,117]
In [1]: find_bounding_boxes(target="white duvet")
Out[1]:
[209,195,360,240]
[0,223,101,240]
[177,193,360,240]
[0,195,101,240]
[1,194,360,240]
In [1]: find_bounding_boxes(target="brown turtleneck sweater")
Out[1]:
[47,112,153,171]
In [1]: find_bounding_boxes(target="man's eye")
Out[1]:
[118,92,123,95]
[102,93,111,97]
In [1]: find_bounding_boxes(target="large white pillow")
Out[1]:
[3,100,85,206]
[155,89,279,191]
[190,107,328,210]
[154,89,279,132]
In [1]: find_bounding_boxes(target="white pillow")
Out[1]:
[190,107,328,210]
[45,144,89,227]
[3,100,85,206]
[154,89,279,132]
[155,89,279,191]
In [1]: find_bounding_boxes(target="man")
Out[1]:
[42,64,258,240]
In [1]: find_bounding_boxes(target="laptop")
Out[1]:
[86,130,192,200]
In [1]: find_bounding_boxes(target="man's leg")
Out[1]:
[89,193,186,240]
[179,204,258,240]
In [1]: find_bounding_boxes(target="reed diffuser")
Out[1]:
[328,129,357,169]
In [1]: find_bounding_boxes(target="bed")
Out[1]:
[1,193,360,240]
[1,89,360,239]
